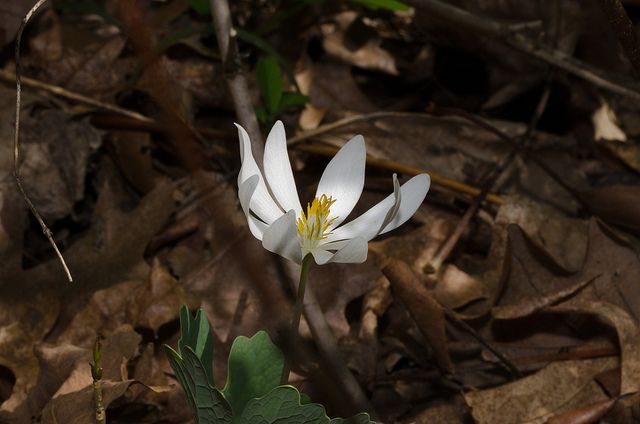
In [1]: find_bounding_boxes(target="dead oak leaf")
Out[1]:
[499,218,640,323]
[464,357,616,424]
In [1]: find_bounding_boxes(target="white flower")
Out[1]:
[237,120,430,265]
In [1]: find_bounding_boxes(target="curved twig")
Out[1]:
[13,0,72,283]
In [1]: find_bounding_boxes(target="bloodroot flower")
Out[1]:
[237,121,430,265]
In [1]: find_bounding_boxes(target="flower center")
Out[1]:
[296,194,337,246]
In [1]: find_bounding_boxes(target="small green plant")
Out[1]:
[255,55,308,124]
[350,0,409,11]
[165,305,376,424]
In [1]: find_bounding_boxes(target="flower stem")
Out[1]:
[291,253,312,336]
[282,253,312,384]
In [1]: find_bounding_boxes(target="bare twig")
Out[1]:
[427,78,552,273]
[0,69,154,124]
[406,0,640,100]
[0,67,504,206]
[597,0,640,75]
[209,0,264,161]
[91,337,106,424]
[444,309,523,378]
[14,0,73,283]
[295,143,503,205]
[287,111,504,205]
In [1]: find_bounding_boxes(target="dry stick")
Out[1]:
[428,81,552,273]
[13,0,72,283]
[91,337,106,424]
[287,111,503,205]
[296,143,503,206]
[0,72,501,209]
[597,0,640,75]
[406,0,640,101]
[0,69,154,124]
[444,309,522,378]
[208,0,264,162]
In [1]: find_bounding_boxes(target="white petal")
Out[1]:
[315,135,365,228]
[378,173,401,233]
[315,237,368,265]
[263,121,303,214]
[380,173,430,235]
[326,174,430,242]
[238,175,268,239]
[236,123,283,224]
[311,249,332,264]
[262,210,302,264]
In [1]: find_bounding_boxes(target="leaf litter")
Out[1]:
[1,0,640,422]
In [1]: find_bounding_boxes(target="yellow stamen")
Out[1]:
[296,194,337,243]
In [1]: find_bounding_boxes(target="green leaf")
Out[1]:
[165,306,231,423]
[277,93,309,113]
[237,385,377,424]
[164,345,232,423]
[178,306,215,385]
[239,386,328,424]
[189,0,210,15]
[256,56,283,114]
[350,0,410,11]
[255,106,269,124]
[223,331,284,418]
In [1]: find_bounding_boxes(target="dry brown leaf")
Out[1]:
[433,264,486,309]
[0,294,59,419]
[492,278,593,320]
[41,380,141,424]
[321,12,398,75]
[307,61,377,114]
[0,2,34,45]
[464,357,615,424]
[547,299,640,395]
[20,110,102,221]
[401,400,466,424]
[497,219,640,324]
[546,397,617,424]
[382,258,452,372]
[108,130,156,194]
[580,185,640,237]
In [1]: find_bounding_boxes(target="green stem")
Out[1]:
[282,253,312,384]
[291,254,312,336]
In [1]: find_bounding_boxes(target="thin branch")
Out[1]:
[444,308,523,378]
[428,76,552,273]
[287,111,504,205]
[209,0,264,162]
[1,68,505,207]
[14,0,72,283]
[294,143,504,205]
[0,69,154,124]
[406,0,640,100]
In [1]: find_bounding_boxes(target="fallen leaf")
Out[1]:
[0,294,59,419]
[546,397,617,424]
[592,101,627,142]
[547,299,640,395]
[580,185,640,237]
[464,358,615,424]
[382,258,452,372]
[0,1,35,45]
[41,380,142,424]
[321,12,398,75]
